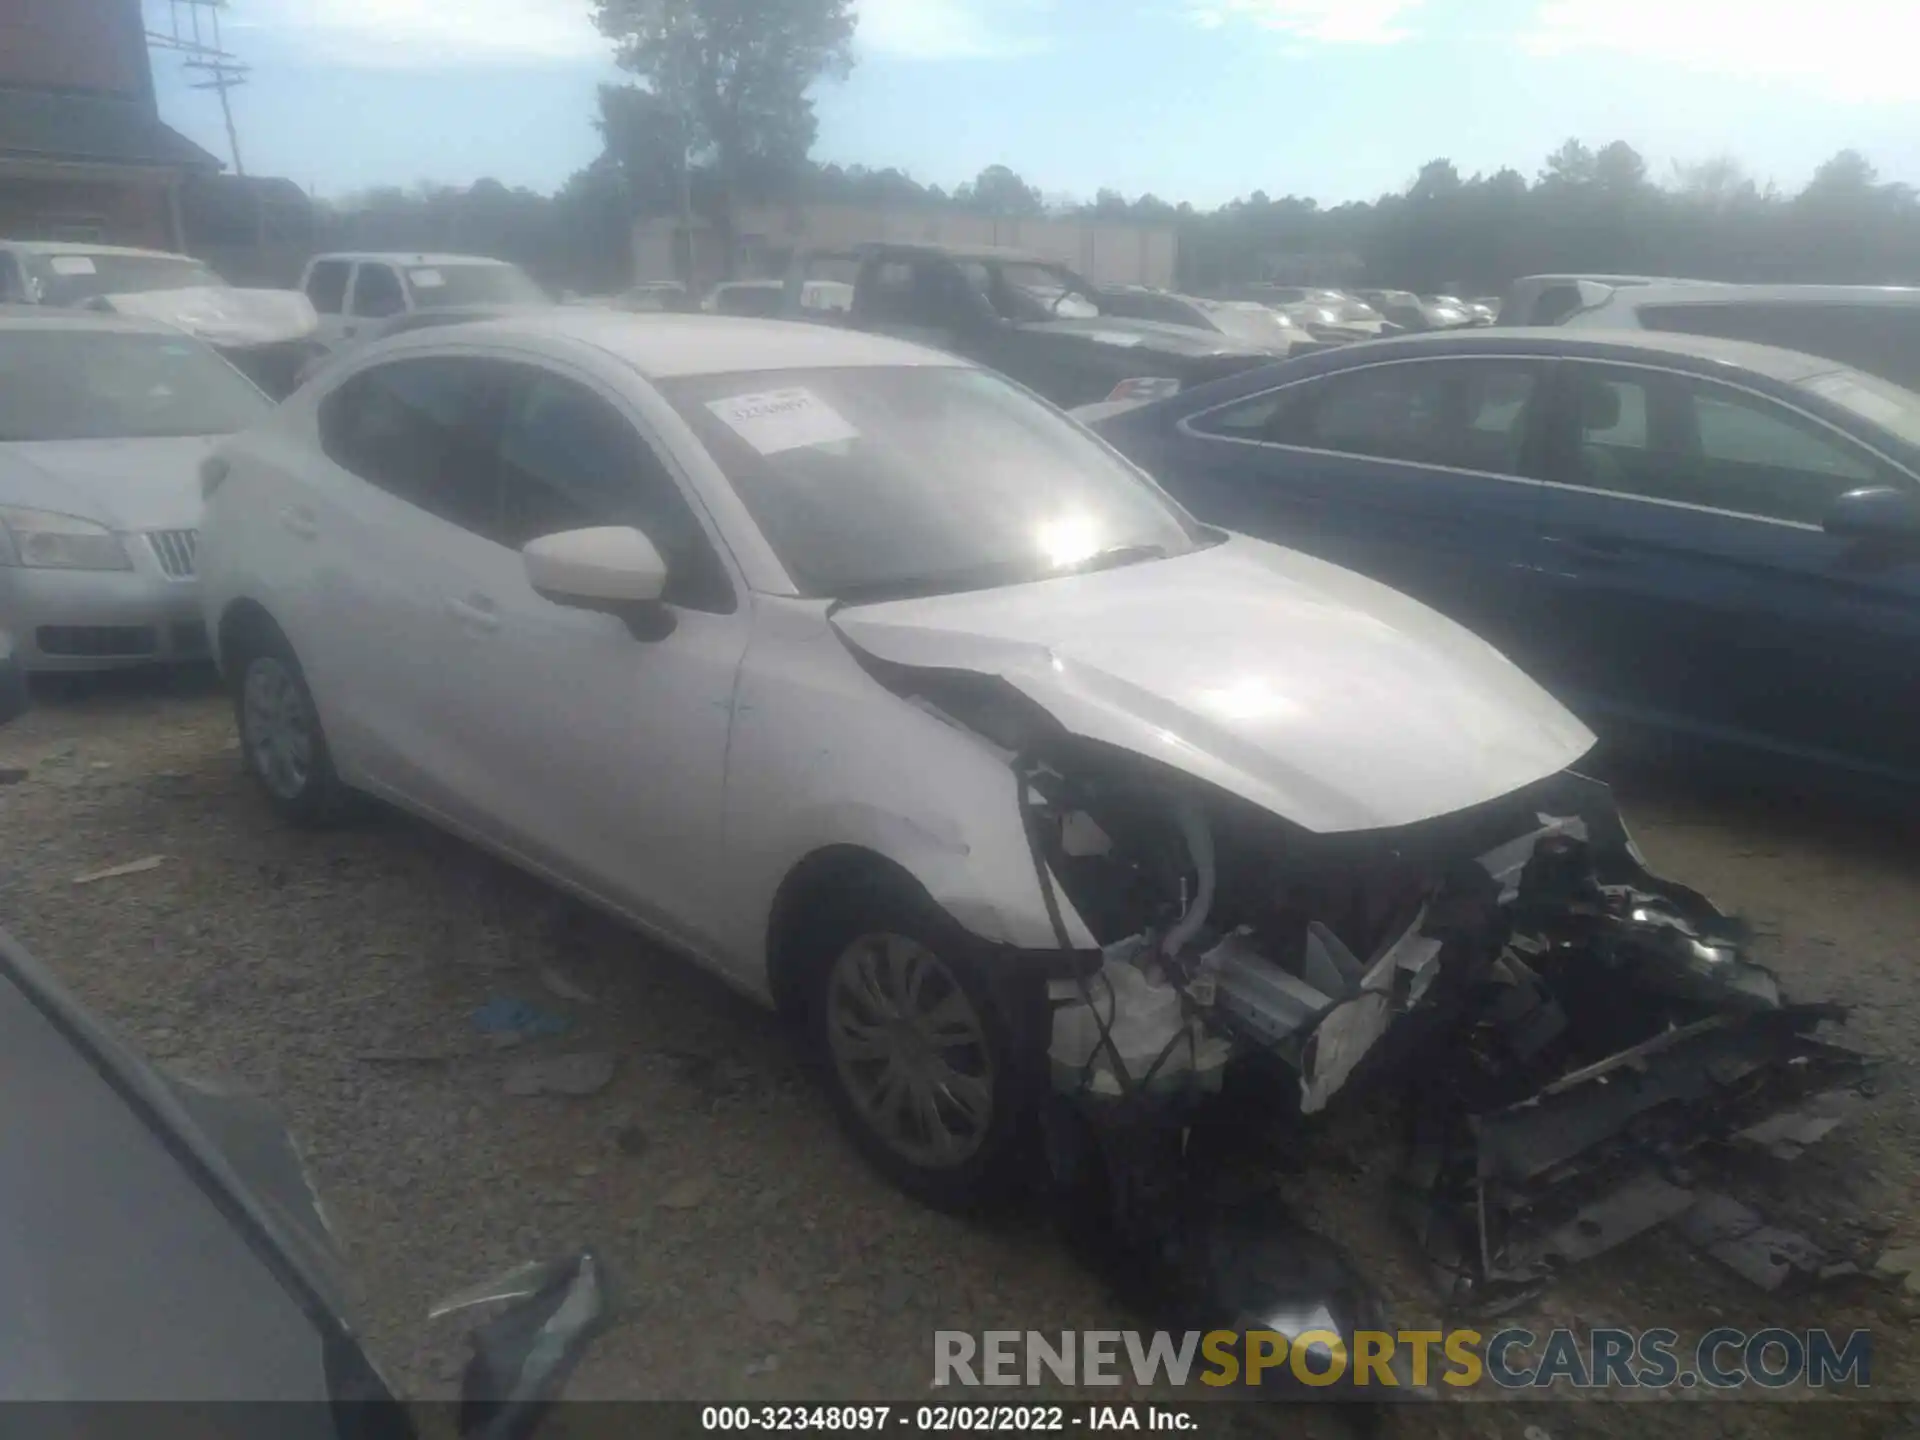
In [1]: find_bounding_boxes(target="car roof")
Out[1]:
[1325,326,1857,382]
[856,240,1057,265]
[0,240,197,261]
[390,310,967,378]
[0,304,183,336]
[1599,282,1920,309]
[306,252,516,267]
[1390,326,1850,380]
[1514,273,1729,287]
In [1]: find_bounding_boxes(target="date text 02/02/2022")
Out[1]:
[699,1405,1197,1431]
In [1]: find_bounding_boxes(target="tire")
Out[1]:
[803,879,1043,1212]
[229,630,353,826]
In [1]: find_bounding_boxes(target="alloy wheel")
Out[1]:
[824,932,996,1169]
[242,656,314,801]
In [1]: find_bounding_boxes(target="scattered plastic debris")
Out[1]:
[71,855,166,886]
[1676,1192,1841,1292]
[359,1048,464,1066]
[453,1250,609,1413]
[1874,1247,1920,1293]
[739,1275,800,1327]
[539,967,595,1004]
[471,997,572,1040]
[501,1051,616,1097]
[743,1355,780,1379]
[658,1175,714,1210]
[1733,1089,1868,1161]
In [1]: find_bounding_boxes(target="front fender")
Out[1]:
[774,796,1098,956]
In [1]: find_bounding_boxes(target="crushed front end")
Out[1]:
[1016,751,1877,1322]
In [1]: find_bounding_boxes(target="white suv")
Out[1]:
[1534,279,1920,393]
[297,252,547,350]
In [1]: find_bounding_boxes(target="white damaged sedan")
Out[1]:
[204,312,1836,1256]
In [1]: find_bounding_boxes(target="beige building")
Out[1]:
[634,201,1178,292]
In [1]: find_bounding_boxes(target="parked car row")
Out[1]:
[0,238,327,397]
[1,274,1896,1370]
[176,306,1880,1332]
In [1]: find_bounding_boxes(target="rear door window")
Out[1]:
[1559,362,1882,524]
[1259,359,1547,475]
[318,357,500,534]
[349,263,407,320]
[303,260,350,315]
[1530,285,1587,325]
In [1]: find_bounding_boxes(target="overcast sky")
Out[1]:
[149,0,1920,204]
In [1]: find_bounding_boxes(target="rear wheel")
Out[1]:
[231,634,352,825]
[805,882,1040,1211]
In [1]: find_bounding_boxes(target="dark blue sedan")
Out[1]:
[1087,328,1920,787]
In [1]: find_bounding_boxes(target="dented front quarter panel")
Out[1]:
[829,534,1597,834]
[719,595,1098,991]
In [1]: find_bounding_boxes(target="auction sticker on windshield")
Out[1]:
[708,387,859,455]
[409,268,446,289]
[49,256,98,275]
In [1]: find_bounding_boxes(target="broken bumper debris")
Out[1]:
[1027,765,1876,1311]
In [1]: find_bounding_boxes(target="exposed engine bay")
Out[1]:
[847,650,1878,1375]
[1017,740,1875,1320]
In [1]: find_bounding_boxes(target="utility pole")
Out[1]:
[678,107,696,288]
[148,0,250,176]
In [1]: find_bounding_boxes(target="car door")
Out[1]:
[1533,359,1920,779]
[422,358,752,957]
[1162,355,1561,669]
[0,251,29,305]
[342,262,406,347]
[299,354,507,810]
[301,259,352,347]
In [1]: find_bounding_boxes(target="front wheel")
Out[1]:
[232,637,352,825]
[808,886,1040,1211]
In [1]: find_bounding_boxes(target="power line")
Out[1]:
[146,0,249,175]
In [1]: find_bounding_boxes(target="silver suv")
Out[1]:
[1515,277,1920,392]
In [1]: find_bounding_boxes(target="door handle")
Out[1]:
[280,506,318,540]
[446,596,501,633]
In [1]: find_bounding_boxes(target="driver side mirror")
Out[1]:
[1822,486,1920,543]
[523,526,675,640]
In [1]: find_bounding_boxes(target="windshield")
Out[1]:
[22,252,219,307]
[1199,302,1301,346]
[660,365,1205,601]
[0,330,270,441]
[1802,369,1920,450]
[404,263,546,306]
[968,261,1102,321]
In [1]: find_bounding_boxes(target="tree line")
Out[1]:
[311,0,1920,298]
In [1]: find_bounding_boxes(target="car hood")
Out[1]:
[1014,315,1277,360]
[0,930,345,1404]
[0,437,215,532]
[99,286,319,349]
[831,535,1596,834]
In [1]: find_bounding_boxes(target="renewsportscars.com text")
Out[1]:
[933,1328,1873,1390]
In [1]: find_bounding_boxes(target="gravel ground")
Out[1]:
[2,670,1915,1438]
